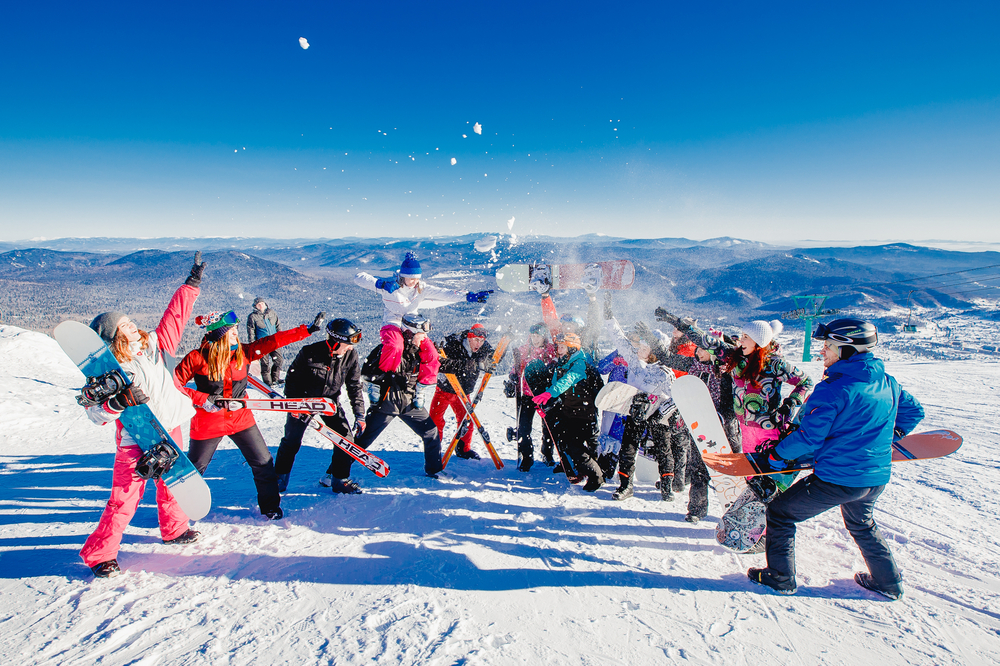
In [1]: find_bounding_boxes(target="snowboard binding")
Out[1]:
[580,263,602,294]
[747,475,781,504]
[528,263,552,295]
[135,440,181,480]
[76,370,130,407]
[506,426,517,442]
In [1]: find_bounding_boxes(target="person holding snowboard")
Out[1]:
[354,251,491,390]
[430,322,494,461]
[531,332,604,492]
[747,318,924,599]
[246,297,283,387]
[656,310,813,455]
[78,252,207,578]
[273,318,366,492]
[176,309,325,519]
[333,313,443,492]
[505,322,558,470]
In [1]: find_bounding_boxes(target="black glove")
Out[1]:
[185,251,207,287]
[503,376,517,398]
[654,307,680,326]
[308,312,326,334]
[776,398,795,423]
[106,385,149,412]
[603,292,613,320]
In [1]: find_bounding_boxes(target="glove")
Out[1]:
[503,376,517,398]
[654,307,680,326]
[633,320,652,340]
[776,398,795,423]
[185,251,207,287]
[354,420,366,437]
[532,391,552,406]
[105,385,149,412]
[308,312,326,334]
[413,383,435,410]
[466,290,493,303]
[893,426,906,442]
[366,382,381,405]
[767,451,790,471]
[202,393,223,413]
[612,356,628,367]
[603,292,613,320]
[596,435,614,457]
[375,277,400,294]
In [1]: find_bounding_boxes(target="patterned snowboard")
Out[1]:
[495,260,635,293]
[54,321,212,520]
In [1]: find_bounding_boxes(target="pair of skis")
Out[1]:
[246,374,389,478]
[440,335,511,470]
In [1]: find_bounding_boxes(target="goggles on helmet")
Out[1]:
[401,314,431,334]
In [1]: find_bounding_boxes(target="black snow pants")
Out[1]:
[259,349,283,386]
[331,404,441,479]
[514,394,554,467]
[549,409,603,488]
[188,424,281,515]
[765,475,902,589]
[617,409,675,488]
[685,442,710,519]
[274,411,353,476]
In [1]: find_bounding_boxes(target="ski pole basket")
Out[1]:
[135,441,181,480]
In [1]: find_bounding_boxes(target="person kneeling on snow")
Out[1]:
[532,332,604,492]
[273,318,367,492]
[79,252,206,578]
[430,322,494,461]
[747,318,924,599]
[333,313,444,493]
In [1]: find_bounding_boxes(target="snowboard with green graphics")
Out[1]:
[54,321,212,520]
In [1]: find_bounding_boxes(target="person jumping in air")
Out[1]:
[430,322,494,461]
[354,251,491,389]
[79,252,206,578]
[176,309,325,519]
[747,318,924,599]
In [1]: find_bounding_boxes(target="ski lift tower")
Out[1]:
[903,290,918,333]
[783,295,840,362]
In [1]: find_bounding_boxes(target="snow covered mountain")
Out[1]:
[2,315,999,664]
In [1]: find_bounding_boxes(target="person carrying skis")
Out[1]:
[354,251,491,390]
[334,313,444,492]
[430,322,494,461]
[273,318,366,492]
[531,332,604,492]
[656,309,813,454]
[747,318,924,599]
[176,309,325,519]
[246,297,283,387]
[505,322,558,470]
[603,317,678,501]
[78,252,206,578]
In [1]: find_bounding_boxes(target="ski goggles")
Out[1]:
[467,324,487,339]
[813,323,854,343]
[401,317,431,333]
[198,310,240,332]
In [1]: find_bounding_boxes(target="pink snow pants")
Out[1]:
[79,426,190,567]
[379,324,440,385]
[740,419,780,453]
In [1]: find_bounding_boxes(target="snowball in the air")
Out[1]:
[473,122,482,135]
[450,157,457,165]
[475,236,497,252]
[299,37,310,49]
[507,216,515,230]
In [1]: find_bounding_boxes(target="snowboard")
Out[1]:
[670,375,746,509]
[53,321,212,520]
[702,429,964,476]
[595,381,663,420]
[495,260,635,293]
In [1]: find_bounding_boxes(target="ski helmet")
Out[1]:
[326,318,362,345]
[554,332,582,350]
[529,322,548,338]
[814,318,878,360]
[400,313,431,335]
[560,314,585,331]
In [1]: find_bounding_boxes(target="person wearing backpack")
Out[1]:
[330,313,443,493]
[531,332,604,492]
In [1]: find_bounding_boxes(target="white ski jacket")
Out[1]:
[354,272,466,327]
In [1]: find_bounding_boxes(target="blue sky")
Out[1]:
[1,1,997,241]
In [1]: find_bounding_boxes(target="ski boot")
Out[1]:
[318,473,334,488]
[163,529,200,545]
[276,473,290,493]
[91,559,122,578]
[454,447,481,461]
[747,568,796,595]
[612,474,634,501]
[854,573,903,601]
[330,478,363,495]
[263,507,284,520]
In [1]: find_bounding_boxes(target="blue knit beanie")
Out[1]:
[398,252,421,278]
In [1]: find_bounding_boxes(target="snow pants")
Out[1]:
[549,410,602,482]
[765,475,902,591]
[429,388,475,454]
[380,325,439,385]
[274,411,353,477]
[188,424,281,516]
[333,405,442,478]
[685,442,711,519]
[617,407,681,491]
[514,394,554,466]
[259,349,283,386]
[79,427,189,568]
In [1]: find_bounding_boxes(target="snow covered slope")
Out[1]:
[1,325,999,665]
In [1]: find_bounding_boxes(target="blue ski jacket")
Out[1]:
[776,353,924,487]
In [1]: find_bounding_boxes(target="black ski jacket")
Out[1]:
[436,332,494,395]
[284,339,365,420]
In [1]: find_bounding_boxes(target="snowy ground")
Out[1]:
[2,323,1000,665]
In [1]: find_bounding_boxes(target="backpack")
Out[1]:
[360,344,385,382]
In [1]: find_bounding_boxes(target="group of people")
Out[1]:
[74,250,925,602]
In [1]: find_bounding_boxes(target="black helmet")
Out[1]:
[400,313,431,334]
[814,318,878,360]
[326,318,362,345]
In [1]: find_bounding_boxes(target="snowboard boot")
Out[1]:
[319,473,334,488]
[91,559,122,578]
[660,474,675,501]
[517,451,534,473]
[330,478,363,495]
[747,568,796,595]
[541,441,555,466]
[263,507,284,520]
[672,470,686,493]
[854,573,903,601]
[163,529,200,545]
[455,447,481,461]
[276,473,290,493]
[612,474,634,501]
[684,514,702,524]
[580,458,605,492]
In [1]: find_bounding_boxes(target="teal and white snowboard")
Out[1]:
[54,321,211,520]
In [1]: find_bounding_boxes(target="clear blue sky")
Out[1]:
[1,1,997,241]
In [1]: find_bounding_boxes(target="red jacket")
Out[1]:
[175,326,311,439]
